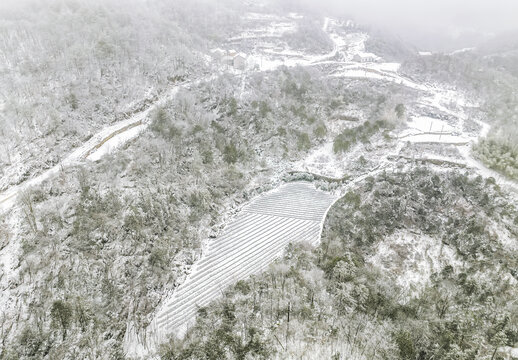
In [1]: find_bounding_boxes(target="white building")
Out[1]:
[221,55,233,65]
[353,53,379,63]
[212,48,248,70]
[233,53,247,70]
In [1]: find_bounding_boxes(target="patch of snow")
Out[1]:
[498,346,518,359]
[86,123,147,162]
[403,116,455,135]
[293,142,344,178]
[229,22,297,41]
[368,231,460,298]
[332,69,426,92]
[243,12,284,21]
[450,47,475,55]
[322,17,330,32]
[0,209,23,337]
[288,12,303,19]
[403,133,471,144]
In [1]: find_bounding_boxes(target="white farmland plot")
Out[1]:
[133,182,337,354]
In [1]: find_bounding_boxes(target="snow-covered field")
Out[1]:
[124,182,338,357]
[229,14,297,42]
[405,116,454,134]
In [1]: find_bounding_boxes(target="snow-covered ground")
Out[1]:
[292,142,344,178]
[3,11,518,359]
[244,16,389,72]
[0,113,150,213]
[229,16,297,41]
[405,116,454,134]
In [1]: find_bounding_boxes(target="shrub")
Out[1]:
[150,108,182,139]
[50,300,73,340]
[297,132,311,151]
[313,123,328,139]
[223,142,241,164]
[474,138,518,180]
[333,120,389,154]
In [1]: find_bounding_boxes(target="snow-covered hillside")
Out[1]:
[125,182,337,357]
[1,2,517,359]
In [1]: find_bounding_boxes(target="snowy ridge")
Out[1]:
[124,182,337,358]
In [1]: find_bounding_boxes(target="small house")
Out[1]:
[233,53,247,70]
[353,53,379,63]
[211,48,226,60]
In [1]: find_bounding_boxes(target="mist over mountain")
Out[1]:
[282,0,518,51]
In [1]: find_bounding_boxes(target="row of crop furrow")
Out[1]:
[164,221,321,331]
[153,183,336,338]
[157,217,312,324]
[248,189,333,203]
[159,222,313,329]
[247,195,333,211]
[157,217,304,322]
[158,219,317,325]
[246,197,334,214]
[158,215,294,320]
[243,209,328,222]
[248,199,333,210]
[241,184,334,214]
[203,214,276,256]
[214,212,254,236]
[243,207,324,219]
[158,211,331,325]
[206,214,286,255]
[160,221,321,331]
[158,223,323,335]
[243,189,326,209]
[176,216,296,289]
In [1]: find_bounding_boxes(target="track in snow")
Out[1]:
[125,181,337,356]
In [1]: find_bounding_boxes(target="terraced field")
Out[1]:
[134,182,337,353]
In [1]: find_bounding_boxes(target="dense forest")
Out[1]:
[0,0,245,190]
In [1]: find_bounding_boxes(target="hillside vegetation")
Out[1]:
[0,0,244,189]
[0,55,413,358]
[161,168,518,359]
